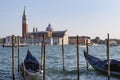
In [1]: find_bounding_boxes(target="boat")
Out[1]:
[84,50,120,77]
[109,41,118,46]
[20,50,43,80]
[2,43,28,47]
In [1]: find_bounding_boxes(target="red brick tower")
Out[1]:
[22,6,28,38]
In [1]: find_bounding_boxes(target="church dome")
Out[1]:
[46,23,54,32]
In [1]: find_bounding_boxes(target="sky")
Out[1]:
[0,0,120,39]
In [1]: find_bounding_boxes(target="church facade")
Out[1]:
[21,7,68,45]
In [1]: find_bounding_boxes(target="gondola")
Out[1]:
[20,50,43,80]
[84,50,120,77]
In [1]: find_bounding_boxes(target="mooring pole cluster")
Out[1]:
[12,35,21,80]
[10,33,111,80]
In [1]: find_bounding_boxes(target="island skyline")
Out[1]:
[0,0,120,39]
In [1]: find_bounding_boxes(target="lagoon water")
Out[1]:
[0,45,120,80]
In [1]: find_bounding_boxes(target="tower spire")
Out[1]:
[23,6,26,16]
[23,6,27,22]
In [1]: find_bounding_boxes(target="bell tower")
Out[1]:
[22,6,28,38]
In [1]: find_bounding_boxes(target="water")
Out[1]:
[0,45,120,80]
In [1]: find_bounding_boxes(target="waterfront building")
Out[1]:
[104,39,120,46]
[69,36,92,45]
[92,37,104,44]
[21,7,68,45]
[2,36,22,46]
[0,38,4,45]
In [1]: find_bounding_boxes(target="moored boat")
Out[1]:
[2,43,28,47]
[84,50,120,77]
[20,50,43,80]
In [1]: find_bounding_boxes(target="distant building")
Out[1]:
[0,38,5,45]
[21,7,68,45]
[52,30,68,45]
[92,37,104,44]
[2,36,21,46]
[69,36,92,45]
[4,36,12,45]
[104,39,120,46]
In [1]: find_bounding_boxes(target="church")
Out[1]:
[21,7,68,45]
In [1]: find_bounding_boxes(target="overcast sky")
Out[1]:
[0,0,120,39]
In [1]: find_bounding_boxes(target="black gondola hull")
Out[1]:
[20,50,42,80]
[84,50,120,77]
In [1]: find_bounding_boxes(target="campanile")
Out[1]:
[22,6,28,38]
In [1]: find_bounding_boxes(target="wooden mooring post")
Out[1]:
[12,35,15,80]
[107,33,110,80]
[86,39,89,70]
[76,35,80,80]
[43,35,46,80]
[41,39,43,70]
[62,38,65,71]
[18,36,20,72]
